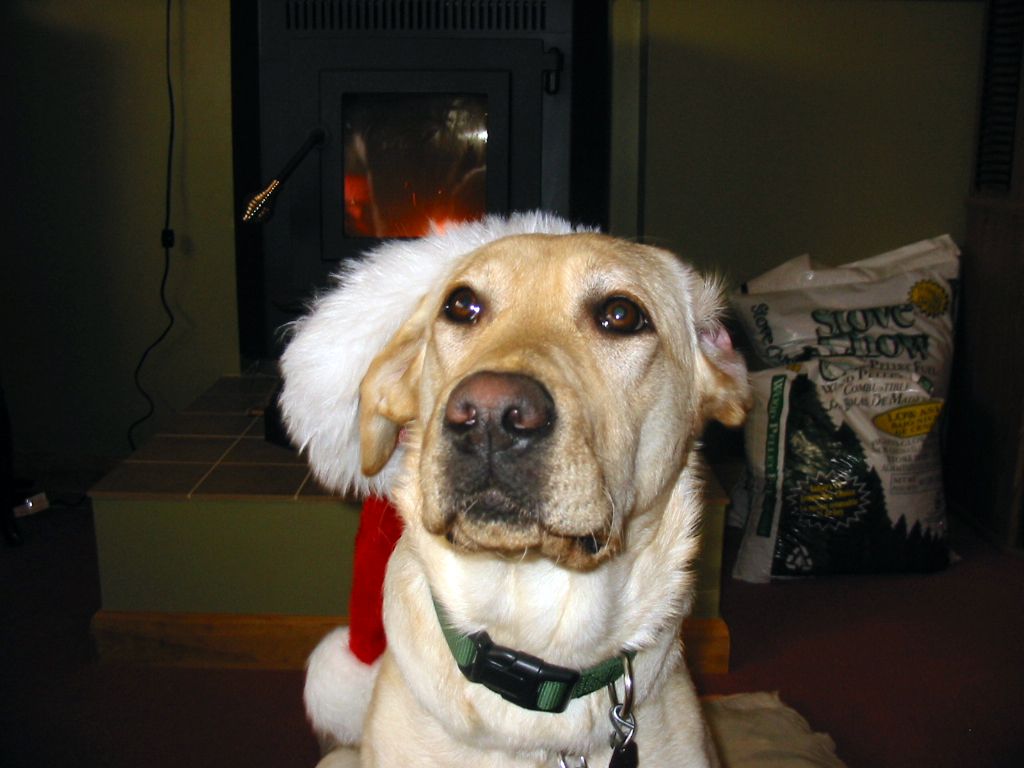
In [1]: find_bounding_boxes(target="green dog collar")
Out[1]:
[434,599,634,713]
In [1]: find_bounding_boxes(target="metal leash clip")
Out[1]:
[606,653,638,768]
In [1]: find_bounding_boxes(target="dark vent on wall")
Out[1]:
[975,0,1024,193]
[283,0,548,33]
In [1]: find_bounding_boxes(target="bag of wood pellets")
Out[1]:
[729,236,959,582]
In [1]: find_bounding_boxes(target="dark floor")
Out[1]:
[2,470,1023,768]
[701,523,1024,768]
[0,498,321,768]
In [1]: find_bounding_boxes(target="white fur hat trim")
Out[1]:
[304,627,381,747]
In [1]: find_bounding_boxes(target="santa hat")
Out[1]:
[302,494,402,746]
[279,213,590,747]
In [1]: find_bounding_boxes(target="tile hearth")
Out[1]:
[91,375,348,502]
[89,375,361,620]
[88,375,731,672]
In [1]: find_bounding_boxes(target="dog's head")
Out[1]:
[281,215,749,570]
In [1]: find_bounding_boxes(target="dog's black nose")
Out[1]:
[444,372,555,453]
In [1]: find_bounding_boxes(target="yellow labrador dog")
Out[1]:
[280,213,749,768]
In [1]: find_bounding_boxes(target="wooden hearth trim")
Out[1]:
[91,611,729,674]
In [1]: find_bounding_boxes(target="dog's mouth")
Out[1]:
[428,490,618,570]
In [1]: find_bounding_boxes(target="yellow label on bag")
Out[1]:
[908,279,950,318]
[872,400,944,438]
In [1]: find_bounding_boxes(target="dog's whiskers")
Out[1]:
[603,488,617,517]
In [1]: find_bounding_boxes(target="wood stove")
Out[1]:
[231,0,610,358]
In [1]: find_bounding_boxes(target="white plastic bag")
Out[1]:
[729,236,959,581]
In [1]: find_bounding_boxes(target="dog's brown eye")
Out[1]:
[597,296,650,334]
[444,286,482,324]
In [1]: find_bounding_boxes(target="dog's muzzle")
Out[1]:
[433,371,615,567]
[442,371,555,524]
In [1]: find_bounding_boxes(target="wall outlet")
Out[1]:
[14,492,49,518]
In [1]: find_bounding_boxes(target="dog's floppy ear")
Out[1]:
[698,321,751,426]
[278,242,445,498]
[694,278,752,427]
[358,297,433,477]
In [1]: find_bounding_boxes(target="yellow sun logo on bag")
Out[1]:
[908,279,949,318]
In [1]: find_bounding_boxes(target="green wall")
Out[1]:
[638,0,985,282]
[1,0,239,459]
[93,498,360,615]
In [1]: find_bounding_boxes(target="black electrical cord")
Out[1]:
[127,0,177,451]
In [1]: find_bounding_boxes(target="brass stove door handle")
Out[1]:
[242,127,327,223]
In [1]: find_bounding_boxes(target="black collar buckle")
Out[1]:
[458,630,581,713]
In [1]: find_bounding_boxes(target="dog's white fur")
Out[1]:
[280,214,749,768]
